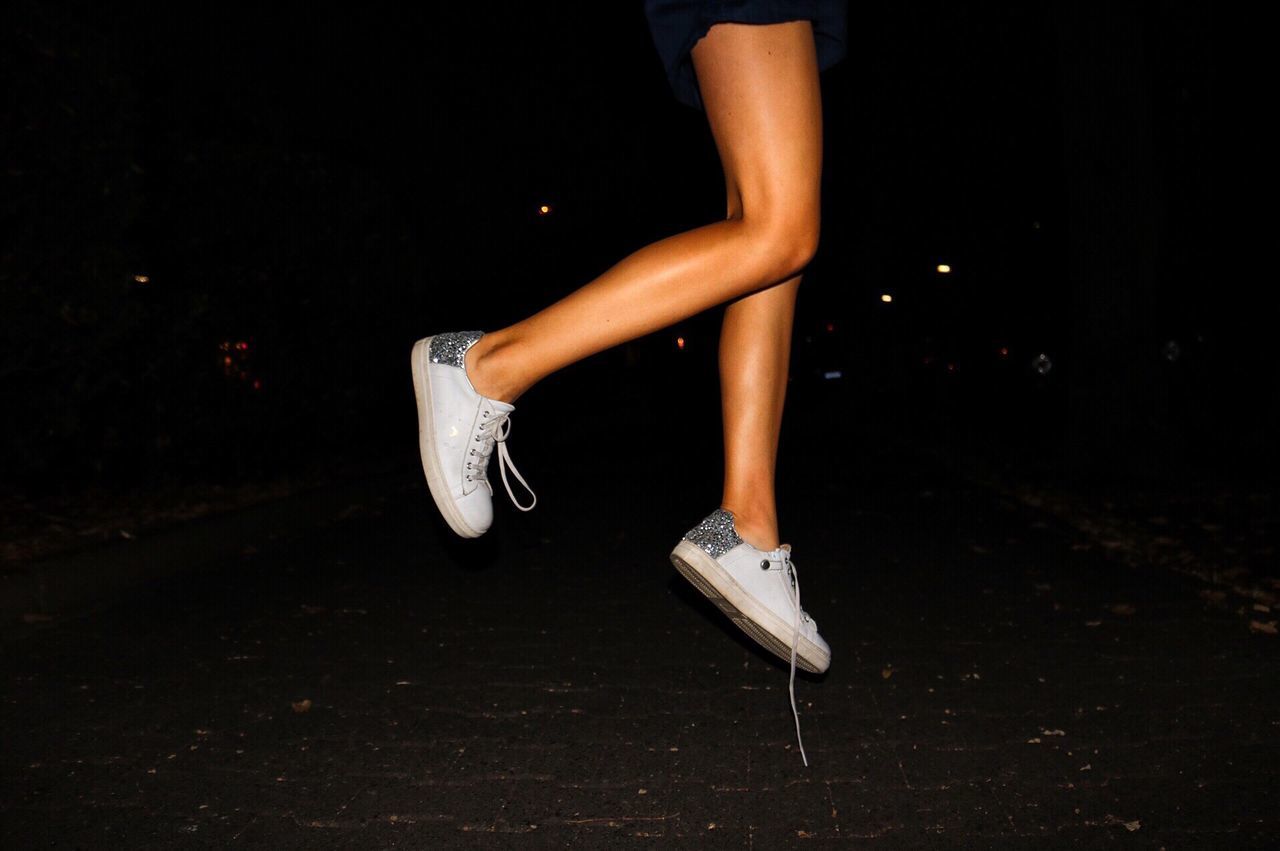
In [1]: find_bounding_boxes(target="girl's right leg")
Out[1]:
[463,20,824,407]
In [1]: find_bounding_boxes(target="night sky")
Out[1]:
[3,3,1236,493]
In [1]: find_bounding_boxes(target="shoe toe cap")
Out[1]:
[457,487,494,534]
[807,628,832,672]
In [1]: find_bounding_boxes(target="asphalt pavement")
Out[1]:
[2,376,1276,848]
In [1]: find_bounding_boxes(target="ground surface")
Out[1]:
[2,382,1276,848]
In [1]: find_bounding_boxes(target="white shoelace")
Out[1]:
[772,544,809,767]
[469,410,537,511]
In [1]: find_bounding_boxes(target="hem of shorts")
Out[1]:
[668,13,846,111]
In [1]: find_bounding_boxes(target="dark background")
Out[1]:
[2,2,1236,503]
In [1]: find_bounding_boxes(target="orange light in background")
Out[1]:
[676,336,685,350]
[538,204,551,215]
[252,380,262,391]
[936,264,951,274]
[946,362,957,372]
[223,356,233,365]
[133,274,150,284]
[880,293,893,303]
[999,346,1008,357]
[219,341,231,351]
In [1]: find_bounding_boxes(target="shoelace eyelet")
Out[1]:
[760,559,770,570]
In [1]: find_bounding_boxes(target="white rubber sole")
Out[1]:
[670,539,830,674]
[412,337,484,539]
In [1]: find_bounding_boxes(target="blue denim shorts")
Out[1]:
[643,0,850,111]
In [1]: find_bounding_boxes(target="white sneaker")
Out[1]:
[670,507,830,672]
[670,507,830,765]
[411,330,536,538]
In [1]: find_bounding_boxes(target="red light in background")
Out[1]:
[676,336,685,350]
[998,346,1008,357]
[825,322,835,333]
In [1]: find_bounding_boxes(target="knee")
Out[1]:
[777,212,821,277]
[741,203,821,283]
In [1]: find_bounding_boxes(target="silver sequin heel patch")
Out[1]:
[682,508,745,559]
[428,330,484,369]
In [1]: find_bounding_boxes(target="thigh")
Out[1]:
[692,20,824,229]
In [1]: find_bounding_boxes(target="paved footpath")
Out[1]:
[2,387,1277,848]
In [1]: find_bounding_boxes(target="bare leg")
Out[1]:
[464,20,824,415]
[697,19,822,551]
[717,273,802,551]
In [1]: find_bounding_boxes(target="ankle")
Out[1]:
[722,504,780,551]
[466,334,523,404]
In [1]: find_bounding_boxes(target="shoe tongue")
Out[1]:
[486,397,516,413]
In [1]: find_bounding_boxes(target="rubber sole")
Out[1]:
[412,337,484,539]
[670,539,830,674]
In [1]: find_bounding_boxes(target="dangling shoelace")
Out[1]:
[772,544,810,767]
[470,409,537,511]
